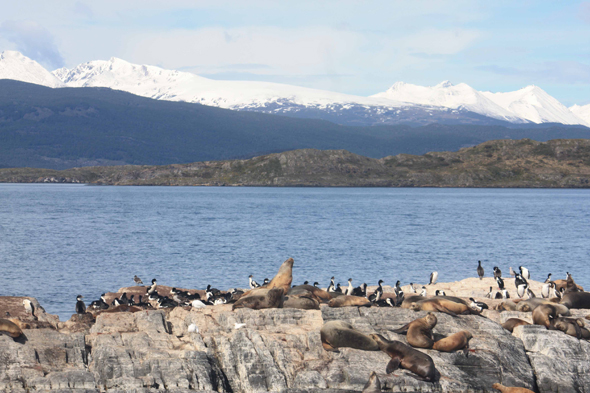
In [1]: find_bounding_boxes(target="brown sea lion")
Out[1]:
[101,305,142,313]
[329,295,372,308]
[283,295,320,310]
[532,304,559,327]
[400,295,424,309]
[361,371,381,393]
[232,288,284,310]
[410,298,477,316]
[370,333,437,382]
[495,300,518,311]
[0,318,23,339]
[287,285,332,302]
[553,279,583,293]
[517,299,570,315]
[320,320,379,352]
[551,317,589,339]
[392,312,437,348]
[502,318,531,333]
[432,330,472,354]
[560,292,590,309]
[266,258,294,293]
[492,383,534,393]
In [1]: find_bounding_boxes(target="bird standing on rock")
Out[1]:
[519,266,530,280]
[493,266,502,279]
[147,279,157,295]
[23,299,37,320]
[248,275,260,289]
[477,261,484,280]
[429,272,438,285]
[133,275,143,285]
[544,273,552,283]
[496,276,505,290]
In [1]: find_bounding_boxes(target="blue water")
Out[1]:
[1,184,589,321]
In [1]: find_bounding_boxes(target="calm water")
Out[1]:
[1,184,589,320]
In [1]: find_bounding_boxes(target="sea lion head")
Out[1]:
[553,319,568,332]
[410,302,420,311]
[368,333,389,348]
[425,312,437,328]
[518,303,531,312]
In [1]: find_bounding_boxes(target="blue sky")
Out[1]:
[1,0,590,105]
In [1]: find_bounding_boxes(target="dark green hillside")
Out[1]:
[1,80,590,169]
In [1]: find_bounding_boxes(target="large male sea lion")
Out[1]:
[553,279,583,293]
[320,320,379,352]
[361,371,381,393]
[502,318,530,333]
[560,292,590,309]
[266,258,294,293]
[370,333,437,382]
[410,298,477,316]
[492,383,534,393]
[432,330,472,354]
[328,295,372,308]
[517,299,570,315]
[288,285,332,303]
[0,319,23,339]
[283,295,320,310]
[400,295,424,309]
[232,288,284,310]
[392,312,437,348]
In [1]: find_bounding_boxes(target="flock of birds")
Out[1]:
[39,262,570,317]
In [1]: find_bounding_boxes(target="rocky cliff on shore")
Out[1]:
[1,286,590,393]
[1,138,590,187]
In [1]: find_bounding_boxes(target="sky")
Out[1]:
[1,0,590,106]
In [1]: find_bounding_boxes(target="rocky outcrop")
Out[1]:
[2,294,590,392]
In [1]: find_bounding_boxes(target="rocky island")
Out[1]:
[1,138,590,188]
[1,265,589,393]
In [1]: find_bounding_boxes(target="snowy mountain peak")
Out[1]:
[0,50,64,88]
[436,80,454,88]
[570,104,590,126]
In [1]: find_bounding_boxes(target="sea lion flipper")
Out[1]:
[385,358,400,374]
[392,322,411,334]
[322,342,339,352]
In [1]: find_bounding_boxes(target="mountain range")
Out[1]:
[2,50,589,127]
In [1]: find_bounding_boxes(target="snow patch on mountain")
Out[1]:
[482,86,589,126]
[569,104,590,126]
[0,51,63,88]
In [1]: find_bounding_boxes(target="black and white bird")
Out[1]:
[519,266,530,280]
[541,282,552,298]
[420,286,427,297]
[409,283,417,294]
[515,273,528,289]
[90,294,109,310]
[526,286,536,299]
[477,261,484,280]
[485,286,493,298]
[334,283,343,293]
[394,281,403,297]
[23,299,37,320]
[263,278,269,286]
[429,272,438,285]
[313,282,320,288]
[544,273,552,283]
[496,276,505,290]
[352,283,367,297]
[375,297,395,307]
[75,295,86,314]
[469,297,488,312]
[147,279,157,295]
[516,284,527,298]
[493,266,502,279]
[509,267,516,277]
[327,277,336,292]
[133,275,143,285]
[345,279,354,296]
[368,280,384,302]
[435,290,446,296]
[249,275,260,289]
[502,289,510,299]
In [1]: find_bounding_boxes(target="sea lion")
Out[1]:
[266,258,294,293]
[232,288,284,310]
[495,300,518,311]
[502,318,530,333]
[361,371,381,393]
[370,333,437,382]
[432,330,472,354]
[552,317,590,339]
[328,295,372,308]
[492,383,534,393]
[560,292,590,309]
[101,305,142,313]
[553,279,583,293]
[0,318,23,339]
[392,312,437,349]
[320,320,379,352]
[410,298,477,316]
[516,298,570,315]
[400,295,424,309]
[283,295,320,310]
[288,285,332,303]
[532,304,560,327]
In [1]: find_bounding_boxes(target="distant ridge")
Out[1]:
[2,80,590,170]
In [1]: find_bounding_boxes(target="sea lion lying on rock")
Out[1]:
[502,318,530,333]
[432,330,472,354]
[370,333,437,382]
[517,298,570,315]
[532,304,562,328]
[287,285,332,303]
[392,312,437,349]
[328,295,372,307]
[361,371,381,393]
[232,288,284,310]
[553,279,583,293]
[492,383,534,393]
[410,298,478,316]
[495,300,519,311]
[320,320,379,352]
[560,292,590,309]
[283,295,320,310]
[552,317,590,339]
[0,318,23,339]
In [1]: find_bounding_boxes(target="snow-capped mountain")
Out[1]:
[570,104,590,126]
[0,51,63,88]
[1,51,589,127]
[482,86,587,126]
[371,81,524,123]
